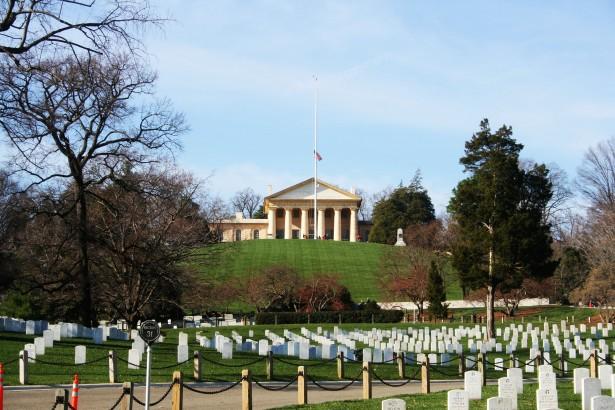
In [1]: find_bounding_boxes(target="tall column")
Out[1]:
[333,208,341,241]
[350,208,357,242]
[300,209,308,239]
[317,209,325,239]
[284,208,292,239]
[267,208,276,239]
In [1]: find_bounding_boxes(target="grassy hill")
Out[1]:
[189,240,462,304]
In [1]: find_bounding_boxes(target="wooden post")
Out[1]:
[120,381,133,410]
[54,389,69,410]
[337,351,345,379]
[477,353,486,386]
[397,352,406,379]
[297,366,307,405]
[193,351,202,382]
[362,361,372,400]
[108,350,118,384]
[459,352,466,376]
[266,351,274,381]
[242,369,252,410]
[421,357,430,394]
[19,350,28,385]
[509,354,516,370]
[535,350,543,367]
[590,350,598,378]
[559,354,566,378]
[171,371,183,410]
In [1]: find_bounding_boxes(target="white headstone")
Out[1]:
[583,378,602,410]
[394,228,406,246]
[447,389,469,410]
[34,337,45,356]
[221,342,233,359]
[92,328,103,345]
[381,398,406,410]
[487,397,512,410]
[574,368,590,394]
[24,344,36,363]
[539,371,557,391]
[259,340,270,356]
[507,367,523,394]
[598,365,613,390]
[43,330,54,348]
[25,320,35,335]
[464,370,482,400]
[75,345,86,365]
[498,377,518,409]
[178,332,188,346]
[127,349,141,369]
[591,396,615,410]
[177,344,189,363]
[536,388,558,410]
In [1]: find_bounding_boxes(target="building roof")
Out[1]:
[264,177,361,212]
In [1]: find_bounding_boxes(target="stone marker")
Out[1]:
[447,389,469,410]
[539,371,557,391]
[583,378,602,410]
[591,395,615,410]
[75,345,86,365]
[507,368,523,394]
[464,370,482,400]
[178,332,188,346]
[536,388,558,410]
[24,343,36,363]
[498,377,518,409]
[177,344,189,363]
[25,320,35,335]
[127,349,140,369]
[598,365,613,390]
[34,337,45,356]
[575,368,591,394]
[381,398,406,410]
[487,397,512,410]
[43,329,54,348]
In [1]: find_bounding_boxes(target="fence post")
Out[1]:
[590,350,598,378]
[266,351,274,381]
[54,389,69,410]
[19,350,28,385]
[242,369,252,410]
[459,352,465,376]
[421,357,430,394]
[559,354,566,378]
[509,354,516,370]
[193,351,202,382]
[337,351,344,379]
[362,361,372,400]
[109,350,118,384]
[536,350,543,366]
[477,353,486,386]
[120,381,133,410]
[171,371,183,410]
[397,352,406,379]
[297,366,307,405]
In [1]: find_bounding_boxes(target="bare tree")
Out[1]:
[231,187,262,218]
[577,137,615,212]
[354,188,371,221]
[0,0,158,62]
[0,55,185,324]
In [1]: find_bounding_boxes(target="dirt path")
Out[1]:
[4,380,464,409]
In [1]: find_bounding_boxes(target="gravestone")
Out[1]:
[43,329,54,348]
[447,389,469,410]
[381,398,406,410]
[299,343,310,360]
[539,371,557,391]
[507,368,523,394]
[536,388,558,410]
[591,396,615,410]
[574,368,590,394]
[178,332,188,346]
[221,341,233,359]
[24,343,36,363]
[487,397,512,410]
[464,370,482,400]
[92,328,103,345]
[498,377,518,409]
[538,364,553,377]
[598,365,613,389]
[127,349,141,369]
[34,337,45,356]
[394,228,406,246]
[75,345,86,365]
[177,344,189,363]
[583,378,602,410]
[259,340,270,356]
[25,320,35,335]
[494,357,504,371]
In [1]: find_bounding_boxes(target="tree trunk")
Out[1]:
[486,285,495,339]
[75,180,96,326]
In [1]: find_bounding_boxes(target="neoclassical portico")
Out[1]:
[264,178,361,242]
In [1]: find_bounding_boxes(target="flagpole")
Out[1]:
[313,75,318,240]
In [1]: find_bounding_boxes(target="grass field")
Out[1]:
[274,383,581,410]
[189,240,463,305]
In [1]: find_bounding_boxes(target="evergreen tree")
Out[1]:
[448,119,556,338]
[427,261,448,319]
[369,173,435,244]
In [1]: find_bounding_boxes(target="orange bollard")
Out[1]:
[1,363,4,410]
[70,373,79,410]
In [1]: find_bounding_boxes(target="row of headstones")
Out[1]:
[2,317,129,342]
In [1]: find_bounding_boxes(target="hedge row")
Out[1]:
[254,310,404,325]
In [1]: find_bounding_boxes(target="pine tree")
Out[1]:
[427,261,448,319]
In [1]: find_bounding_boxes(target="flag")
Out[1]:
[314,151,322,161]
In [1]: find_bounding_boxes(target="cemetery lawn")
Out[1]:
[189,240,463,308]
[273,383,580,409]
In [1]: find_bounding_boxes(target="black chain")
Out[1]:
[50,402,58,410]
[117,356,191,370]
[371,370,413,387]
[183,378,243,395]
[273,356,337,367]
[132,381,175,407]
[307,369,363,391]
[67,403,76,410]
[202,355,265,367]
[108,392,125,410]
[253,375,298,391]
[31,355,108,367]
[1,357,19,365]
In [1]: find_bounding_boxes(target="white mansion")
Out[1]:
[219,178,372,242]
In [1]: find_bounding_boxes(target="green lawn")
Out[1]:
[188,240,463,306]
[274,383,581,410]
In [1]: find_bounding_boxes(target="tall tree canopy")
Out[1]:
[369,173,435,244]
[448,119,556,337]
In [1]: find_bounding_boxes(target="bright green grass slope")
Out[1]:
[189,240,462,304]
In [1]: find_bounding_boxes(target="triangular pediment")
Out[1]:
[266,178,360,201]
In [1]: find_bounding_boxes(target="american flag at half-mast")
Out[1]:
[314,150,322,161]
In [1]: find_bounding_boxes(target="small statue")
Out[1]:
[394,228,406,246]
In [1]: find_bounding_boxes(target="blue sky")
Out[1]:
[144,0,615,211]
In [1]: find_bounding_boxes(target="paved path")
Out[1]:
[5,380,464,409]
